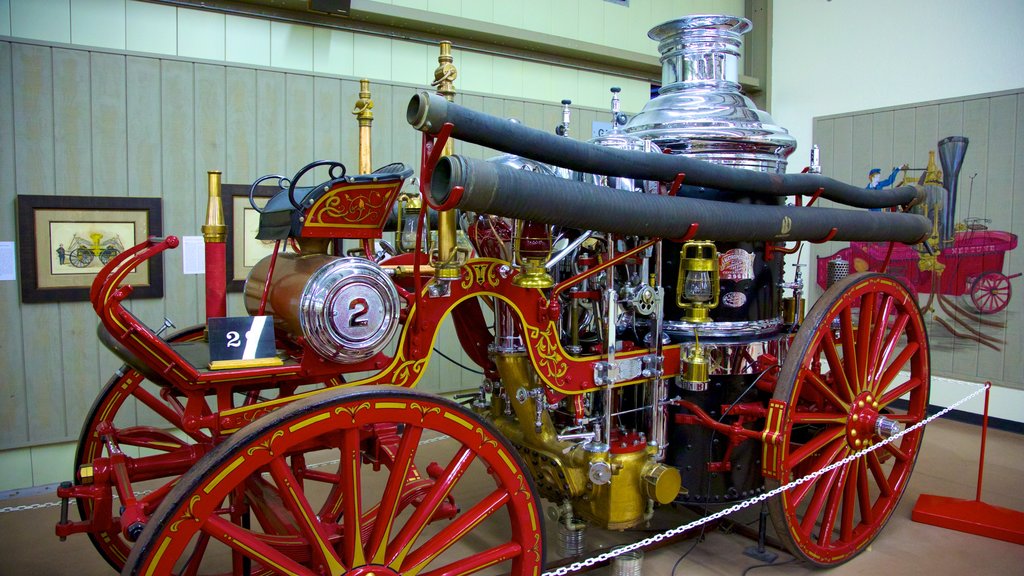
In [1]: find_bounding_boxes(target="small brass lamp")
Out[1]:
[396,188,427,253]
[676,241,719,322]
[512,219,554,288]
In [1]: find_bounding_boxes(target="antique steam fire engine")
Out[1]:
[57,15,933,575]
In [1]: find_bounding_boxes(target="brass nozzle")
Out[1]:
[201,170,226,243]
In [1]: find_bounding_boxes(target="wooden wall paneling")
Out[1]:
[831,116,853,185]
[0,41,29,448]
[160,60,201,349]
[975,94,1018,383]
[1003,93,1024,384]
[810,117,834,302]
[522,100,544,133]
[542,103,562,143]
[870,110,894,177]
[947,99,988,378]
[339,78,360,174]
[503,98,525,127]
[285,73,314,179]
[255,70,286,176]
[961,99,990,220]
[850,114,873,187]
[892,108,917,177]
[123,55,164,429]
[912,105,940,180]
[367,81,393,171]
[49,47,98,442]
[312,76,341,172]
[225,67,257,185]
[14,44,67,445]
[85,52,127,431]
[194,64,228,318]
[390,84,420,170]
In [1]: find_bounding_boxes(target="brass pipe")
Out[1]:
[201,171,226,243]
[432,41,461,280]
[353,78,374,175]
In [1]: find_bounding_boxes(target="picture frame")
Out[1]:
[16,195,163,304]
[223,184,282,292]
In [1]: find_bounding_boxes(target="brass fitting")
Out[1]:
[201,170,226,243]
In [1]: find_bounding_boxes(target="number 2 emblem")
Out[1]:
[348,298,369,327]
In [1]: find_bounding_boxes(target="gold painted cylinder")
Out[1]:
[353,78,374,175]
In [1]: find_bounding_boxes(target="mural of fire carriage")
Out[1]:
[56,15,940,576]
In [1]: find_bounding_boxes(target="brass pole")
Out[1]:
[432,41,461,280]
[352,78,374,175]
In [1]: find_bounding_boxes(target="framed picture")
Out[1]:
[16,195,163,304]
[223,184,282,292]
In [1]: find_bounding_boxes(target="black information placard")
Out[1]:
[208,315,277,364]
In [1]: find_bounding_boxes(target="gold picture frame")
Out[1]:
[16,195,163,303]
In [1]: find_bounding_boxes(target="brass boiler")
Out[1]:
[624,15,798,503]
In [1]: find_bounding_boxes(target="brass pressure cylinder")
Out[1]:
[641,461,682,504]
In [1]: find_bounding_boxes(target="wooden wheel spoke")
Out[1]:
[888,413,922,424]
[790,436,847,506]
[245,476,301,536]
[857,457,873,525]
[367,424,424,564]
[866,452,894,496]
[816,461,851,545]
[204,514,317,576]
[879,376,923,408]
[180,531,211,576]
[803,370,849,411]
[855,292,877,393]
[873,342,919,399]
[840,459,858,542]
[419,542,522,576]
[339,427,366,568]
[799,459,845,536]
[840,307,860,392]
[865,295,894,391]
[882,441,910,462]
[871,312,910,394]
[786,426,846,472]
[401,488,511,575]
[822,336,855,403]
[386,446,477,568]
[268,458,348,574]
[792,412,848,425]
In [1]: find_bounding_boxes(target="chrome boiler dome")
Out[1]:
[625,14,796,174]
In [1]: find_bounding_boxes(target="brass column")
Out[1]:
[352,78,374,175]
[431,41,461,280]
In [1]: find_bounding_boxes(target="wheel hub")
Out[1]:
[846,391,881,449]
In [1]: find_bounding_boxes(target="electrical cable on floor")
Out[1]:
[432,347,485,375]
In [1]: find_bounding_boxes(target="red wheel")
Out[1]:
[970,272,1011,314]
[767,273,929,566]
[123,386,544,576]
[75,325,209,570]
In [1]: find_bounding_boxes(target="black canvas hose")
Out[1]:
[408,91,925,210]
[432,155,932,245]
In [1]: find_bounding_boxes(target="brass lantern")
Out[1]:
[512,219,554,289]
[676,241,719,323]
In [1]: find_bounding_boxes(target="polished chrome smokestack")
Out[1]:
[625,15,796,173]
[937,136,969,248]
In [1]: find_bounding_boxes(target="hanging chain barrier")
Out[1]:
[540,379,988,576]
[0,379,988,576]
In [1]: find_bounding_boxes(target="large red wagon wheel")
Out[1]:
[969,271,1011,314]
[76,326,345,571]
[766,273,930,566]
[75,325,208,571]
[123,386,544,576]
